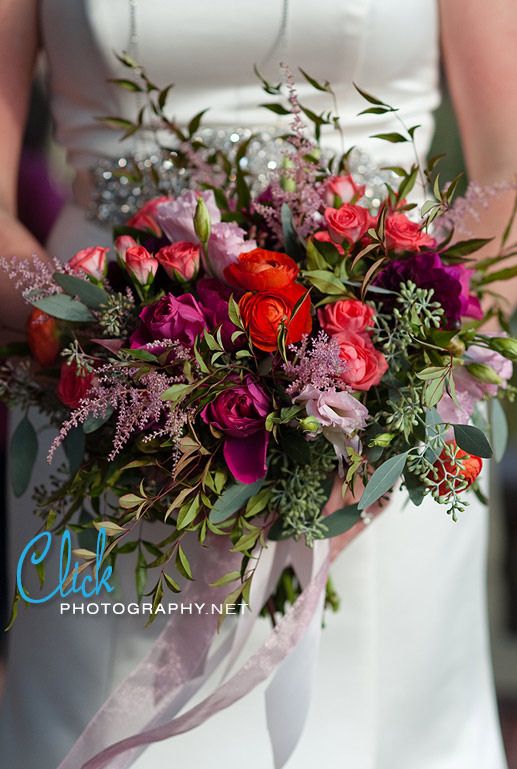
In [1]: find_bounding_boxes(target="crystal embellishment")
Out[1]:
[85,128,396,225]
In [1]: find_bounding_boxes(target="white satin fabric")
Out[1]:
[0,1,508,768]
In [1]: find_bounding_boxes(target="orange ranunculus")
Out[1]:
[224,248,299,291]
[239,283,312,353]
[432,441,482,497]
[26,308,61,367]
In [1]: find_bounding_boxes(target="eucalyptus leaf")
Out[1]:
[358,452,409,510]
[452,424,493,459]
[209,478,265,523]
[32,294,94,323]
[10,415,38,497]
[281,203,303,259]
[318,505,361,539]
[53,273,108,308]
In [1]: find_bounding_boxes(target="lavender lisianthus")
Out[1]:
[375,252,482,329]
[294,385,369,469]
[130,293,206,349]
[437,343,513,424]
[157,190,221,243]
[201,375,270,484]
[206,221,257,282]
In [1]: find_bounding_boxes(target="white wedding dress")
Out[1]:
[0,1,508,768]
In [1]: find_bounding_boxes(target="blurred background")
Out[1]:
[0,68,516,764]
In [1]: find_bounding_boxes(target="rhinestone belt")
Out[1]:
[76,127,395,227]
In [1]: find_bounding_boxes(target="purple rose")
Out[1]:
[201,375,270,484]
[130,293,206,349]
[376,252,482,329]
[196,277,241,349]
[206,221,256,282]
[157,190,221,244]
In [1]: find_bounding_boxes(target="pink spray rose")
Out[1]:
[114,235,138,260]
[334,331,388,391]
[123,245,158,285]
[384,213,435,252]
[69,246,109,280]
[325,174,366,206]
[130,293,206,349]
[318,299,375,337]
[324,203,370,245]
[156,241,200,282]
[127,196,171,237]
[201,376,270,484]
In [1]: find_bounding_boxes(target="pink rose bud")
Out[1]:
[69,246,109,280]
[325,174,366,206]
[156,242,200,282]
[123,245,158,285]
[114,235,138,260]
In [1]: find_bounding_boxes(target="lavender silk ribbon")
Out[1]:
[57,535,330,769]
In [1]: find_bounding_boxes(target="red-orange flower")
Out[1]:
[432,441,482,497]
[224,248,299,291]
[239,283,312,352]
[26,308,60,367]
[57,362,94,409]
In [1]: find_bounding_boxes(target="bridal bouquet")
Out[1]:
[2,66,516,616]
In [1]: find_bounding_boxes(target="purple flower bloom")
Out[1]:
[201,376,270,484]
[130,293,206,349]
[157,190,221,243]
[376,252,482,329]
[196,277,241,349]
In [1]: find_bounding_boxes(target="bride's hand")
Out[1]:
[322,473,387,563]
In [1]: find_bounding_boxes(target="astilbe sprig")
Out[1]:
[283,331,345,397]
[0,255,72,302]
[47,364,189,463]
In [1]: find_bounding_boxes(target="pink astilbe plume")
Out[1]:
[437,178,517,238]
[0,254,73,302]
[48,365,190,464]
[253,65,326,242]
[283,331,346,397]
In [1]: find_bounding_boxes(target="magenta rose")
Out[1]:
[197,277,241,349]
[201,376,270,484]
[130,293,206,349]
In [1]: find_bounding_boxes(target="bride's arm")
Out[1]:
[0,0,49,342]
[440,0,517,314]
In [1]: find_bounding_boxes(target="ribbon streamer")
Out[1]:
[57,535,329,769]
